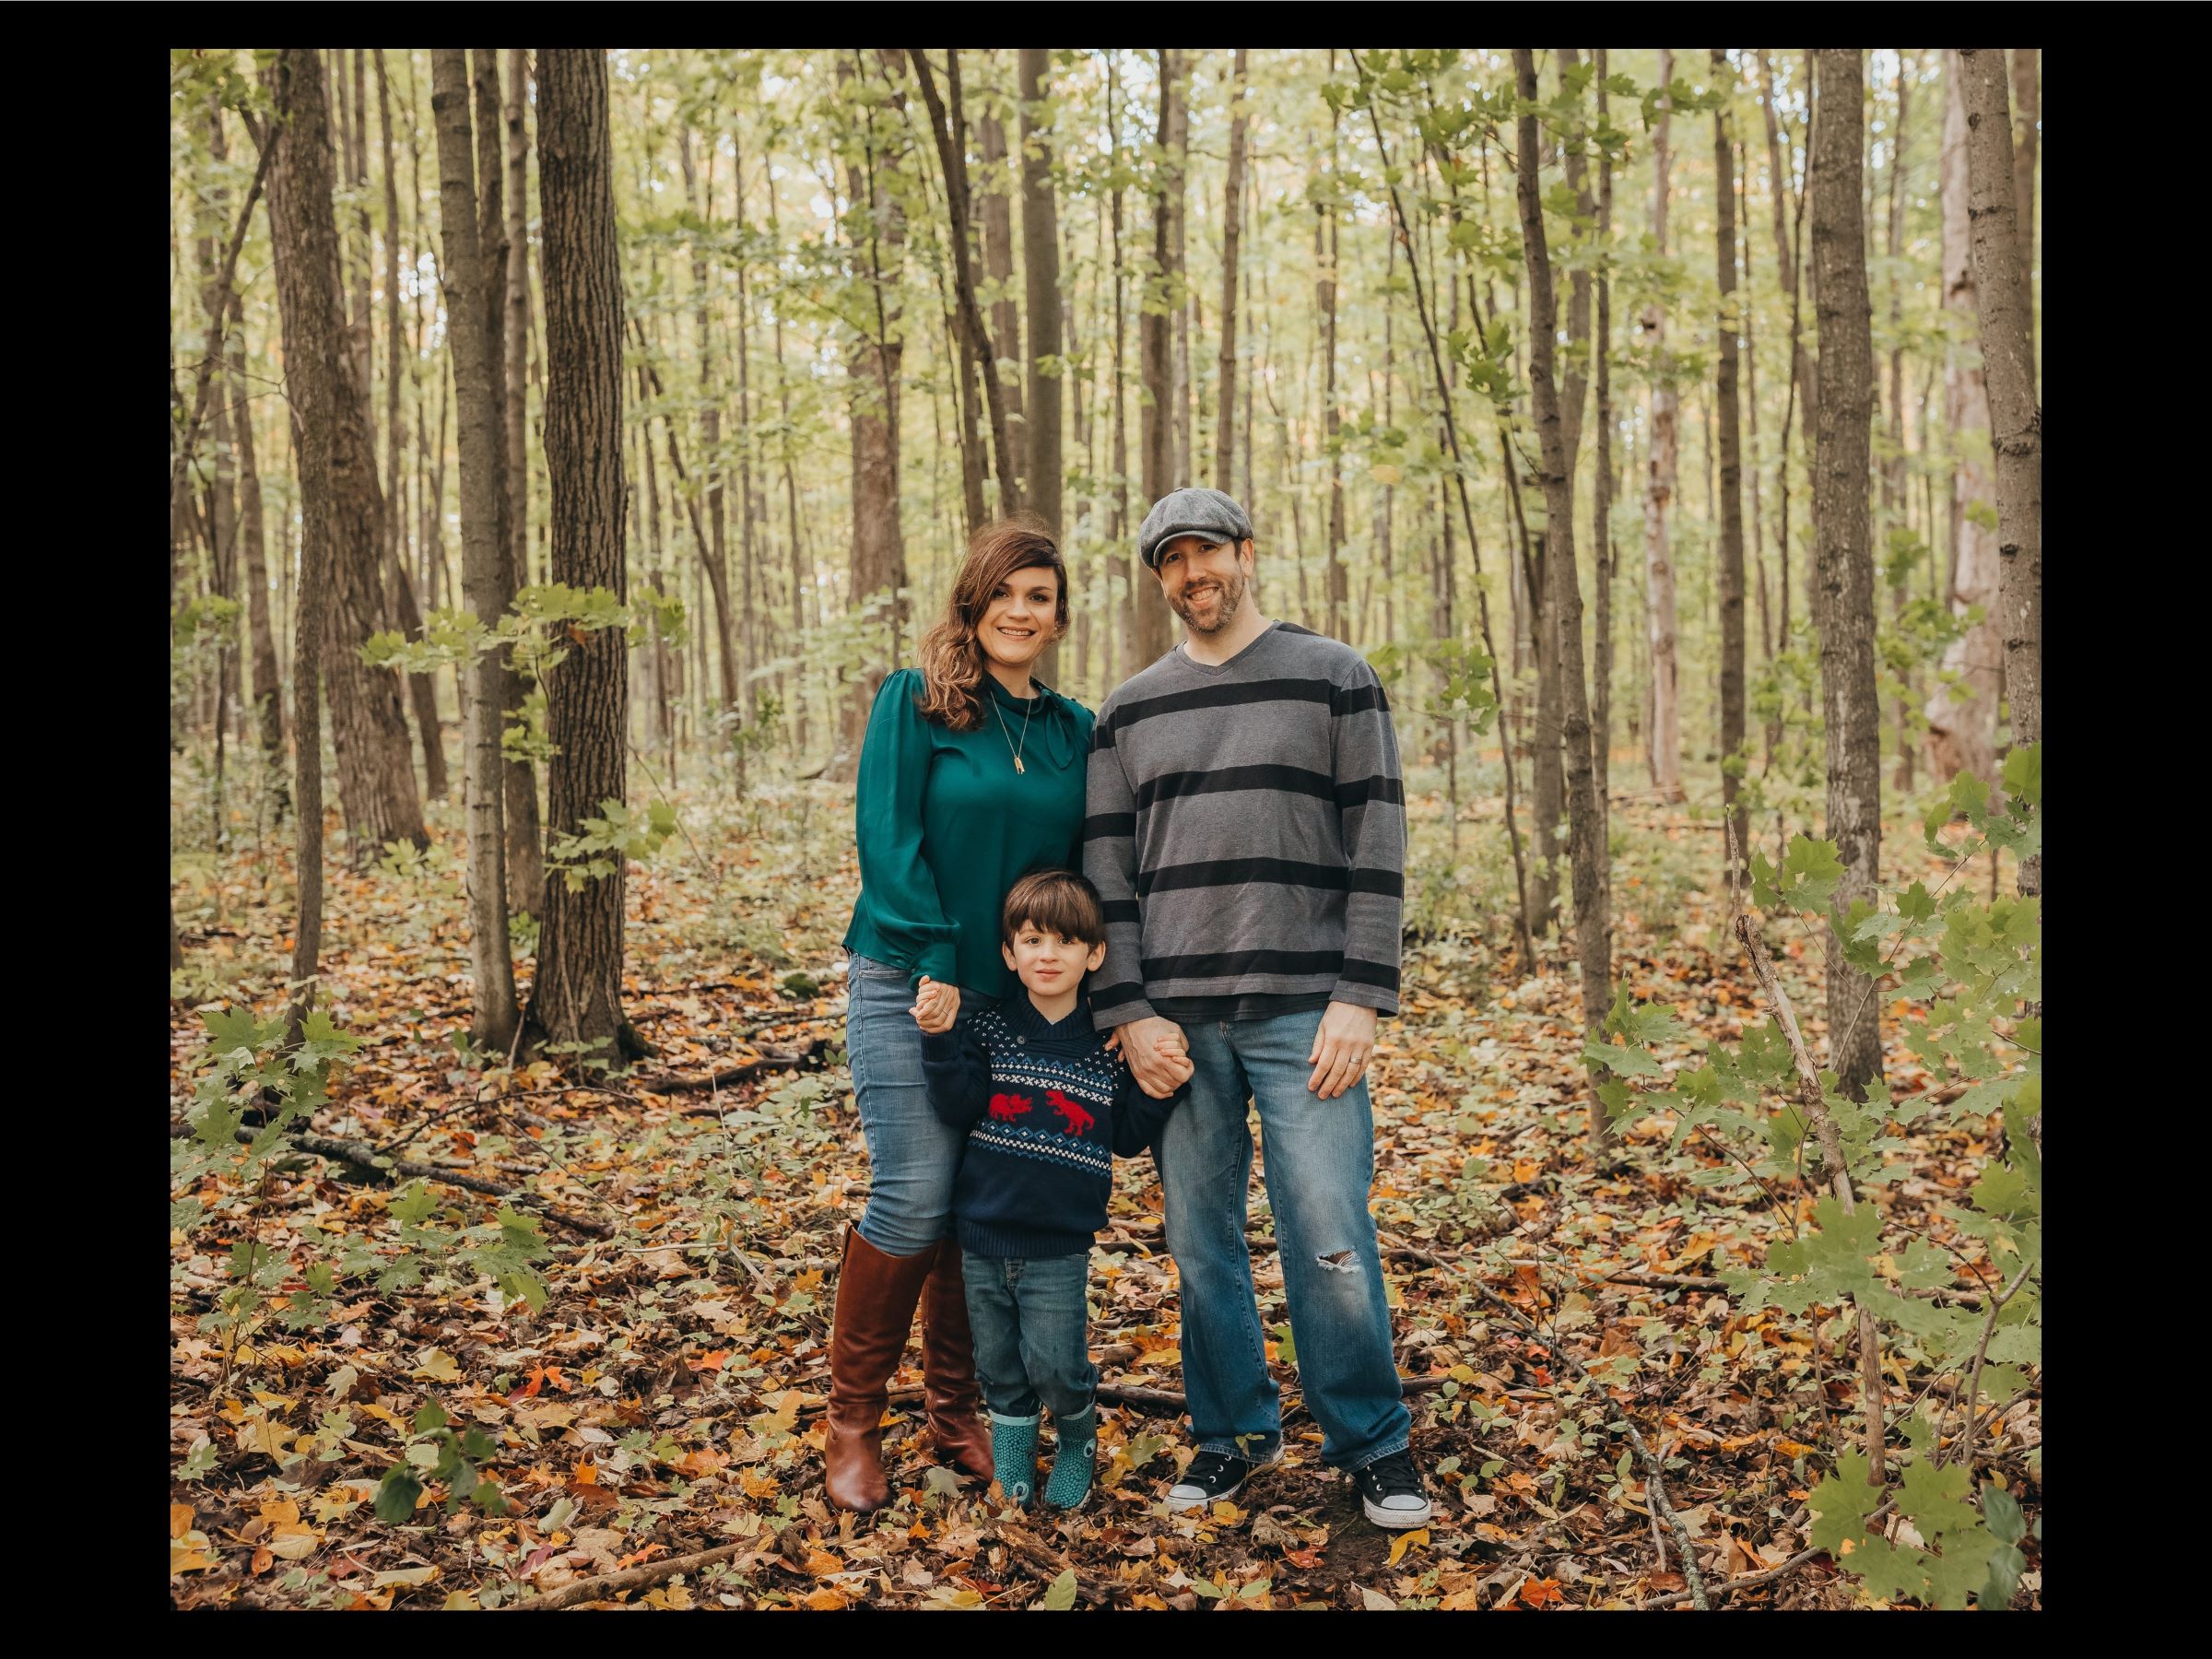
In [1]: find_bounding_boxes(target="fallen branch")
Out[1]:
[512,1537,760,1611]
[1584,1267,1986,1311]
[997,1524,1115,1606]
[1635,1499,1896,1610]
[653,1039,824,1099]
[169,1120,615,1238]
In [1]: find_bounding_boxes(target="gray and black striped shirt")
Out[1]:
[1083,621,1406,1029]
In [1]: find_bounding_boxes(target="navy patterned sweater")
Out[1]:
[922,991,1185,1258]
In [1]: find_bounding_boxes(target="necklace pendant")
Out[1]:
[1013,755,1026,774]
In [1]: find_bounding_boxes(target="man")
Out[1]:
[1084,486,1430,1528]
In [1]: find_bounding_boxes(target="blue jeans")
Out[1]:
[845,952,996,1257]
[1157,1006,1409,1472]
[961,1250,1098,1420]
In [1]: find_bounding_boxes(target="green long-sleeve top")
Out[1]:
[842,667,1094,998]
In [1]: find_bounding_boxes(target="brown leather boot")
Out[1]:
[918,1241,996,1481]
[823,1227,937,1513]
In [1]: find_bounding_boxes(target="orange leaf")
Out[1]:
[801,1587,847,1611]
[171,1504,196,1540]
[1520,1576,1564,1609]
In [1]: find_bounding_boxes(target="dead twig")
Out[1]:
[511,1537,761,1611]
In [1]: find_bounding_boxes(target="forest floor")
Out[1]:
[168,766,2042,1610]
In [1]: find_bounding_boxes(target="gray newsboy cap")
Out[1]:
[1137,487,1254,569]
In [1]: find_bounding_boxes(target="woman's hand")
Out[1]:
[911,975,960,1034]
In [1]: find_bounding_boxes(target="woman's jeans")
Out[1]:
[844,952,994,1258]
[1158,1005,1410,1473]
[960,1251,1098,1420]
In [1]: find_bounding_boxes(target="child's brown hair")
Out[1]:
[1000,868,1106,949]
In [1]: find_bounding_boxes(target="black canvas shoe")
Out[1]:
[1164,1448,1277,1512]
[1351,1451,1432,1528]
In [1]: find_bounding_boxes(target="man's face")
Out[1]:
[1157,535,1253,634]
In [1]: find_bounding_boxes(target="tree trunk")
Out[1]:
[1809,49,1883,1098]
[505,52,535,599]
[1959,49,2041,899]
[1019,49,1065,683]
[1318,76,1346,640]
[1713,50,1748,896]
[2010,49,2037,370]
[1213,49,1248,493]
[1512,51,1610,1136]
[835,52,912,780]
[264,47,427,865]
[229,292,288,805]
[1924,59,2002,790]
[431,49,521,1049]
[977,86,1025,487]
[1109,54,1135,673]
[1132,49,1181,666]
[676,125,742,732]
[1165,51,1190,488]
[1884,56,1914,796]
[1592,53,1617,931]
[529,47,642,1063]
[1641,53,1685,803]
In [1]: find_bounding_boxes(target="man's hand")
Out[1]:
[1117,1015,1191,1098]
[1306,1001,1377,1099]
[911,975,959,1035]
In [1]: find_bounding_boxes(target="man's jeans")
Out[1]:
[960,1251,1099,1420]
[1158,1006,1409,1472]
[845,952,996,1257]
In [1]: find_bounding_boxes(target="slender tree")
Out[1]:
[1592,52,1617,926]
[1641,51,1685,802]
[977,71,1025,480]
[529,46,643,1060]
[1213,49,1248,492]
[2010,49,2037,367]
[1019,48,1065,686]
[1809,49,1882,1097]
[1130,49,1180,665]
[504,52,534,602]
[1959,49,2041,899]
[1512,50,1612,1145]
[1713,50,1748,890]
[431,50,521,1048]
[263,48,427,863]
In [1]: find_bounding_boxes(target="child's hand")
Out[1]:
[911,975,959,1034]
[1154,1037,1194,1088]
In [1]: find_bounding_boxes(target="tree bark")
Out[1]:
[431,49,522,1049]
[1131,49,1181,666]
[1512,51,1611,1138]
[529,47,642,1062]
[264,47,427,864]
[1885,56,1914,795]
[1924,59,2002,790]
[835,53,912,780]
[1109,55,1134,675]
[1592,52,1617,932]
[1959,49,2041,899]
[1213,49,1248,493]
[1713,50,1748,895]
[1318,78,1346,640]
[1809,49,1883,1098]
[1165,52,1191,488]
[2010,49,2037,369]
[976,83,1025,479]
[229,290,288,803]
[675,125,743,728]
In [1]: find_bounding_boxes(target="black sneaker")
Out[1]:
[1164,1448,1276,1512]
[1352,1451,1432,1529]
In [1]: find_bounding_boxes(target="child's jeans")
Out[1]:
[960,1250,1098,1419]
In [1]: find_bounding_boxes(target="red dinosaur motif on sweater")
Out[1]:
[988,1093,1033,1123]
[1047,1089,1095,1136]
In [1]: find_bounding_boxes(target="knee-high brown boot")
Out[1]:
[823,1227,937,1513]
[918,1241,995,1481]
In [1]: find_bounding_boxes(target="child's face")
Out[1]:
[1001,919,1107,995]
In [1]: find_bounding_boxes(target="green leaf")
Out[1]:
[1041,1569,1078,1610]
[374,1467,424,1524]
[1981,1483,2025,1547]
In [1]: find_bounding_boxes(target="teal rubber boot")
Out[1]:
[990,1411,1040,1507]
[1042,1404,1097,1512]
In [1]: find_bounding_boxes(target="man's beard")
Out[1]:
[1171,564,1247,633]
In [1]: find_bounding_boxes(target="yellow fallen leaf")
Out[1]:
[1210,1500,1246,1525]
[1385,1527,1430,1569]
[804,1548,844,1577]
[266,1530,322,1560]
[251,1389,297,1413]
[375,1566,439,1588]
[257,1498,302,1528]
[410,1348,462,1383]
[171,1504,196,1539]
[801,1586,847,1610]
[171,1535,216,1576]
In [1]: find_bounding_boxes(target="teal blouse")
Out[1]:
[842,667,1094,998]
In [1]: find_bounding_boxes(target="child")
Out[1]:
[917,868,1192,1510]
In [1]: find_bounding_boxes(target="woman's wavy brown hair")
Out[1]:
[912,518,1069,730]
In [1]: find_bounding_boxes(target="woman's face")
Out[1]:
[974,564,1060,672]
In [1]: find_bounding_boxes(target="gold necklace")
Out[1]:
[991,686,1038,774]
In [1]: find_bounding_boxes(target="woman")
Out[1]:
[828,519,1094,1513]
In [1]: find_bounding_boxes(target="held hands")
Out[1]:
[1306,1001,1378,1100]
[910,975,960,1035]
[1118,1016,1193,1099]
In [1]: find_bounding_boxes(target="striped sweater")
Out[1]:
[1083,621,1406,1028]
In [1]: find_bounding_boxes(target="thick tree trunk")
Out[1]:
[1924,61,2002,790]
[1959,49,2041,900]
[1641,53,1685,804]
[431,49,521,1049]
[1019,49,1065,684]
[1214,49,1248,493]
[1809,49,1883,1099]
[264,47,427,864]
[1131,49,1181,666]
[1713,50,1748,895]
[836,53,912,781]
[529,47,642,1062]
[1512,51,1611,1139]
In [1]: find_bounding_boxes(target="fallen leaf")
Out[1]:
[1384,1526,1430,1569]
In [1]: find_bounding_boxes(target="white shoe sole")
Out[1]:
[1360,1492,1434,1528]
